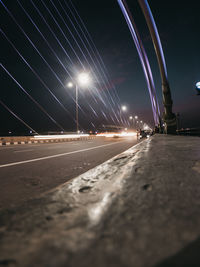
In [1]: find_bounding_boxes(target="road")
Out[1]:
[0,136,139,210]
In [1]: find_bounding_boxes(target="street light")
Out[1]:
[196,81,200,95]
[120,105,127,126]
[196,82,200,89]
[129,116,134,129]
[77,73,90,86]
[133,115,138,129]
[67,72,91,133]
[67,82,73,88]
[121,105,127,111]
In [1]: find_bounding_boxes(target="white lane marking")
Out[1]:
[0,142,75,151]
[0,147,15,150]
[0,141,129,168]
[14,149,34,153]
[0,144,41,150]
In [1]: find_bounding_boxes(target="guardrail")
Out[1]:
[176,128,200,136]
[0,135,96,146]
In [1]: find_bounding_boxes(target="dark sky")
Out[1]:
[1,0,200,135]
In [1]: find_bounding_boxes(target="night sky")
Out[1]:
[1,0,200,135]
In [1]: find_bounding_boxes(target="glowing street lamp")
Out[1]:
[67,72,91,133]
[196,82,200,89]
[120,105,127,126]
[121,105,127,111]
[77,73,90,86]
[129,115,134,128]
[133,115,138,129]
[196,81,200,95]
[67,82,73,88]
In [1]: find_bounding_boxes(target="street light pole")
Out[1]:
[75,84,79,133]
[134,115,138,130]
[129,116,133,129]
[67,72,91,134]
[120,105,127,127]
[119,109,122,124]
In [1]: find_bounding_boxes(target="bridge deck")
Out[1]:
[0,134,200,267]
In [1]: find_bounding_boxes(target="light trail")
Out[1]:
[1,64,65,131]
[97,132,137,137]
[0,99,38,134]
[33,134,89,140]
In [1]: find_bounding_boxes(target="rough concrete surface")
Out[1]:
[0,135,200,267]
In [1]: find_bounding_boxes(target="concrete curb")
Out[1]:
[0,136,95,146]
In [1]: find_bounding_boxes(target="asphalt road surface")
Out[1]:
[0,136,139,210]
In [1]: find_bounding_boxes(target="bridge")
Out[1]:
[0,0,199,266]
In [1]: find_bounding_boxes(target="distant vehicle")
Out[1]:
[139,130,152,139]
